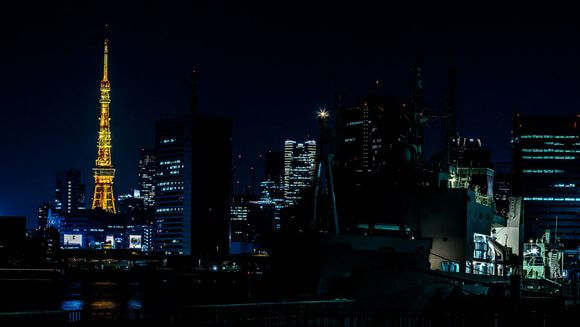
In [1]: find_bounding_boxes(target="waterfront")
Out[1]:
[0,269,262,313]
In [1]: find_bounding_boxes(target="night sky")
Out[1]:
[1,2,580,226]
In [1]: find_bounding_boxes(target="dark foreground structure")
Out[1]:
[1,301,578,326]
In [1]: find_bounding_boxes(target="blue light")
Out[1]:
[61,299,84,311]
[127,299,143,310]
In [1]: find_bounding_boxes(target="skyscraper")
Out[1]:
[259,151,284,230]
[37,202,52,230]
[338,95,407,179]
[55,169,85,216]
[265,151,283,183]
[154,118,190,255]
[230,195,253,254]
[139,148,156,207]
[191,115,232,256]
[154,71,232,256]
[91,38,116,213]
[513,114,580,247]
[283,140,317,207]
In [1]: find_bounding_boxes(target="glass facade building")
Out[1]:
[513,115,580,247]
[154,118,191,255]
[283,140,317,207]
[55,169,85,216]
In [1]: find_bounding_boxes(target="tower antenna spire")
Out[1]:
[102,38,109,82]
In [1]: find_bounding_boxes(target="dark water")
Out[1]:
[0,279,146,312]
[59,281,144,311]
[0,272,260,312]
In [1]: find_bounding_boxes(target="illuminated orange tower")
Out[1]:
[91,38,116,213]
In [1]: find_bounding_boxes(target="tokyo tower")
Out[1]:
[91,38,116,213]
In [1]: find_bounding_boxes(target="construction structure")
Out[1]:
[312,108,339,234]
[91,38,116,213]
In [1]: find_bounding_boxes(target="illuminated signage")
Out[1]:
[105,235,115,249]
[63,234,83,246]
[129,235,142,249]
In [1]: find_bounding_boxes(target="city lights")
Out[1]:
[317,108,329,120]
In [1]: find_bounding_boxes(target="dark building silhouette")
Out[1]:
[450,137,492,169]
[248,200,276,253]
[192,115,232,256]
[265,151,283,182]
[154,71,232,256]
[513,114,580,247]
[0,216,26,250]
[338,95,408,178]
[117,190,153,225]
[335,95,410,227]
[493,162,513,219]
[55,169,85,216]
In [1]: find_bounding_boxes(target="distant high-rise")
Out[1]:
[230,195,252,254]
[139,148,156,207]
[259,180,284,231]
[91,38,116,213]
[191,115,232,256]
[265,151,283,182]
[283,140,317,207]
[154,118,190,255]
[339,96,407,178]
[117,190,145,214]
[513,114,580,247]
[154,71,232,256]
[37,202,52,230]
[260,151,284,230]
[55,169,85,216]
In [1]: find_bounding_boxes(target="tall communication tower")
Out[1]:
[91,38,116,213]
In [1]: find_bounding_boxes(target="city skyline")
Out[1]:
[3,3,580,226]
[3,2,580,324]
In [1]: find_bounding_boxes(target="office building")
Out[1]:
[513,114,580,247]
[259,180,284,231]
[230,195,253,254]
[139,148,156,207]
[117,190,153,226]
[248,200,276,254]
[339,96,405,176]
[0,216,26,250]
[283,140,317,207]
[154,71,232,256]
[154,118,190,255]
[265,151,284,182]
[191,115,232,256]
[37,202,51,230]
[55,169,86,216]
[229,195,277,255]
[259,151,284,230]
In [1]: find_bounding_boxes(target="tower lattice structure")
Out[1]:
[91,38,116,213]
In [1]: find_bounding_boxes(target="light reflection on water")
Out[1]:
[91,300,117,310]
[60,281,144,312]
[61,299,84,311]
[128,299,143,310]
